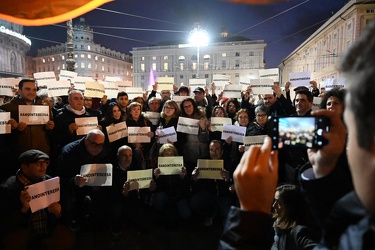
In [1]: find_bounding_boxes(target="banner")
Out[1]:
[117,81,132,92]
[105,76,121,83]
[125,87,143,100]
[209,117,232,132]
[47,80,70,97]
[144,111,160,126]
[80,164,113,186]
[239,77,251,91]
[73,76,94,91]
[33,71,56,87]
[221,124,246,143]
[172,95,186,105]
[156,77,174,91]
[243,135,266,151]
[28,177,60,213]
[0,112,11,134]
[127,169,153,190]
[324,78,345,91]
[223,84,242,98]
[106,121,128,142]
[189,79,206,89]
[197,159,223,180]
[259,68,279,82]
[128,127,151,143]
[75,117,98,135]
[213,74,230,88]
[59,70,77,82]
[18,105,49,125]
[104,81,119,99]
[85,81,105,98]
[0,78,18,96]
[250,79,274,95]
[289,72,311,87]
[177,117,199,135]
[156,126,177,144]
[158,156,183,175]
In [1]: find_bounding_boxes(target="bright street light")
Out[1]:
[189,24,208,78]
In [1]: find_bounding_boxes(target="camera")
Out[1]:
[268,116,330,150]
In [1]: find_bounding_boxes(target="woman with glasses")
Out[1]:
[247,105,269,136]
[209,106,228,142]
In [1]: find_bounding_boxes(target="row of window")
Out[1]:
[38,63,129,75]
[139,51,256,61]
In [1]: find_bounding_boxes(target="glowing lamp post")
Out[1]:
[189,25,208,78]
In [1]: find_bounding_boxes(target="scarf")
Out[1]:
[16,170,48,238]
[66,104,86,115]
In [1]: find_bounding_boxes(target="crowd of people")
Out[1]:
[0,35,358,249]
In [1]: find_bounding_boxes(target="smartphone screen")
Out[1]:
[268,116,329,149]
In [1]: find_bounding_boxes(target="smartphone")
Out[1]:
[268,116,330,150]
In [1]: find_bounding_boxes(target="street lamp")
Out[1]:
[189,24,208,78]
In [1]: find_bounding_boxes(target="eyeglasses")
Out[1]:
[165,106,175,110]
[183,104,192,109]
[256,114,267,118]
[35,159,50,167]
[87,139,104,149]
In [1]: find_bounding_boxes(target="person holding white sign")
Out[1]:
[126,102,155,169]
[261,84,295,117]
[0,79,55,157]
[147,82,172,112]
[179,98,210,175]
[190,140,235,226]
[110,146,156,239]
[319,88,346,118]
[193,87,214,118]
[152,144,190,230]
[0,150,74,250]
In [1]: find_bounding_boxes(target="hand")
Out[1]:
[8,118,18,129]
[154,168,161,179]
[68,123,78,133]
[199,117,208,131]
[180,166,187,179]
[204,86,209,96]
[225,136,233,144]
[17,122,27,132]
[122,181,130,196]
[48,202,62,218]
[218,91,224,102]
[45,120,55,130]
[147,131,154,138]
[20,187,31,213]
[97,125,102,131]
[192,167,199,181]
[153,82,158,92]
[211,82,216,94]
[101,95,108,105]
[221,169,230,182]
[149,179,157,191]
[284,81,291,91]
[74,175,87,187]
[234,137,278,213]
[272,84,282,98]
[143,91,148,100]
[307,110,347,178]
[173,84,179,93]
[238,145,245,153]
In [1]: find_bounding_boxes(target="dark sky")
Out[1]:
[23,0,348,68]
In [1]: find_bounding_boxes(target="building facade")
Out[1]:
[279,0,375,85]
[0,20,31,78]
[34,18,132,82]
[131,34,266,90]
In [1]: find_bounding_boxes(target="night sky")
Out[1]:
[23,0,348,68]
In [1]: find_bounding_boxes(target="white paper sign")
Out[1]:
[28,177,60,213]
[213,74,231,87]
[250,79,274,95]
[47,80,71,97]
[289,72,311,87]
[80,164,113,186]
[0,78,18,96]
[223,84,242,98]
[18,105,49,125]
[259,68,279,82]
[158,156,183,175]
[73,76,94,91]
[33,71,56,87]
[324,78,345,91]
[210,117,232,132]
[156,77,174,91]
[239,77,251,91]
[144,111,160,126]
[177,117,199,135]
[128,127,151,143]
[85,81,105,98]
[0,112,11,134]
[75,117,98,135]
[104,82,119,99]
[117,81,132,92]
[189,79,206,88]
[127,169,153,190]
[156,126,177,144]
[105,76,121,83]
[197,159,223,180]
[125,87,144,100]
[59,70,77,82]
[172,95,186,105]
[312,97,322,111]
[106,121,128,142]
[243,135,266,151]
[221,124,246,143]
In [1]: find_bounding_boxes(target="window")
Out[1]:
[62,55,65,60]
[88,54,91,59]
[235,60,240,68]
[81,62,85,68]
[95,56,98,61]
[141,76,144,80]
[102,66,105,71]
[141,57,145,61]
[95,64,98,70]
[141,64,145,72]
[152,63,156,71]
[249,51,254,56]
[192,74,196,79]
[152,56,157,60]
[347,23,352,30]
[81,54,85,58]
[81,45,84,49]
[74,55,78,58]
[222,53,227,57]
[205,74,209,78]
[87,45,91,51]
[164,56,168,60]
[235,52,240,57]
[235,73,239,77]
[102,58,105,62]
[88,63,91,69]
[192,62,197,70]
[180,75,184,79]
[52,57,55,62]
[42,59,45,63]
[62,64,65,69]
[163,62,168,71]
[108,67,110,72]
[222,60,226,68]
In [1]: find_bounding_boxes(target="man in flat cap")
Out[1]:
[0,150,74,250]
